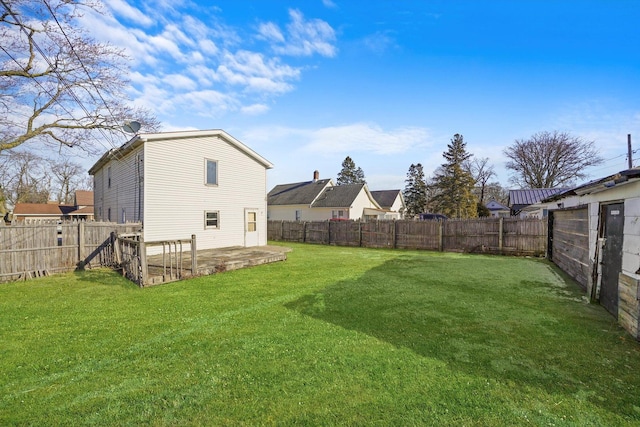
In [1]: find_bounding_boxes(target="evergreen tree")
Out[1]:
[336,156,366,185]
[403,163,428,218]
[430,134,478,218]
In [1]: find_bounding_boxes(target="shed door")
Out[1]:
[599,203,624,316]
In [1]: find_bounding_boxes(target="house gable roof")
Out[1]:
[312,184,381,209]
[268,179,332,205]
[89,129,273,175]
[74,190,93,207]
[13,203,75,216]
[370,190,402,209]
[486,200,509,211]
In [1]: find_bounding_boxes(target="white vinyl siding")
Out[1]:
[143,135,268,249]
[93,148,143,224]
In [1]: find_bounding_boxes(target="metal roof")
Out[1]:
[508,188,570,207]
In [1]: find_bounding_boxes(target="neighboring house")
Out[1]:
[370,190,405,219]
[508,188,569,217]
[485,199,510,218]
[540,168,640,340]
[268,171,385,221]
[11,191,95,222]
[88,129,273,250]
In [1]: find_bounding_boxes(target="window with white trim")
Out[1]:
[295,210,302,221]
[205,211,219,229]
[332,210,345,219]
[205,159,218,186]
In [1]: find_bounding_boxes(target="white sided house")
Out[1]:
[89,129,273,251]
[268,171,385,221]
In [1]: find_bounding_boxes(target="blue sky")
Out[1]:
[82,0,640,191]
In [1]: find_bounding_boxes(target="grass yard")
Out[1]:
[1,242,639,426]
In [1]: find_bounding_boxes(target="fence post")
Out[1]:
[303,221,307,243]
[498,217,504,253]
[359,221,363,247]
[393,219,397,249]
[78,221,85,263]
[191,234,197,275]
[139,233,148,286]
[438,221,444,251]
[112,231,122,264]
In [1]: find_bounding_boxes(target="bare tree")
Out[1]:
[0,0,159,155]
[504,131,603,188]
[483,182,509,205]
[49,156,84,204]
[466,156,496,204]
[0,150,51,206]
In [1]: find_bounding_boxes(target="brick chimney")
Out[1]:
[313,170,319,182]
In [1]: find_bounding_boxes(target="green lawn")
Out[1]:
[1,243,639,426]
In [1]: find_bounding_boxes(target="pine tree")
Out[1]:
[403,163,428,218]
[336,156,366,185]
[430,134,478,218]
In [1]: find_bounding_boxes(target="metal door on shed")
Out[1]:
[599,203,624,316]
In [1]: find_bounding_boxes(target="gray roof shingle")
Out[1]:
[268,179,331,205]
[370,190,400,209]
[312,184,365,208]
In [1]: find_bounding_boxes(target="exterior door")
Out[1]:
[599,203,624,316]
[245,209,259,247]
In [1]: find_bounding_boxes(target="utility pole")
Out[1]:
[628,134,633,169]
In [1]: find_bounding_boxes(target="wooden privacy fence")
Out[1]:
[0,221,141,282]
[268,218,548,256]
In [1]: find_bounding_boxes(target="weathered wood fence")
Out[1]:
[0,221,198,286]
[114,233,198,287]
[268,218,547,256]
[0,221,141,283]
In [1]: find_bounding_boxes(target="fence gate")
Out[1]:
[549,207,589,290]
[599,203,625,316]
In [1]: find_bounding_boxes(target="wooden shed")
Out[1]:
[545,168,640,340]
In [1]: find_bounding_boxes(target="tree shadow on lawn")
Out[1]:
[284,256,640,417]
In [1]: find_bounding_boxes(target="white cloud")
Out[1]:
[260,9,337,57]
[258,22,285,43]
[304,123,431,155]
[362,31,397,55]
[322,0,338,9]
[241,103,270,115]
[103,0,154,27]
[83,2,337,127]
[217,50,300,93]
[162,74,198,91]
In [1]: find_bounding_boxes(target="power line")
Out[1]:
[42,0,124,138]
[0,0,122,153]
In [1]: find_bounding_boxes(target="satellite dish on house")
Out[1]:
[122,120,141,134]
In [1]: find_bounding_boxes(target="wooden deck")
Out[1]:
[144,245,290,286]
